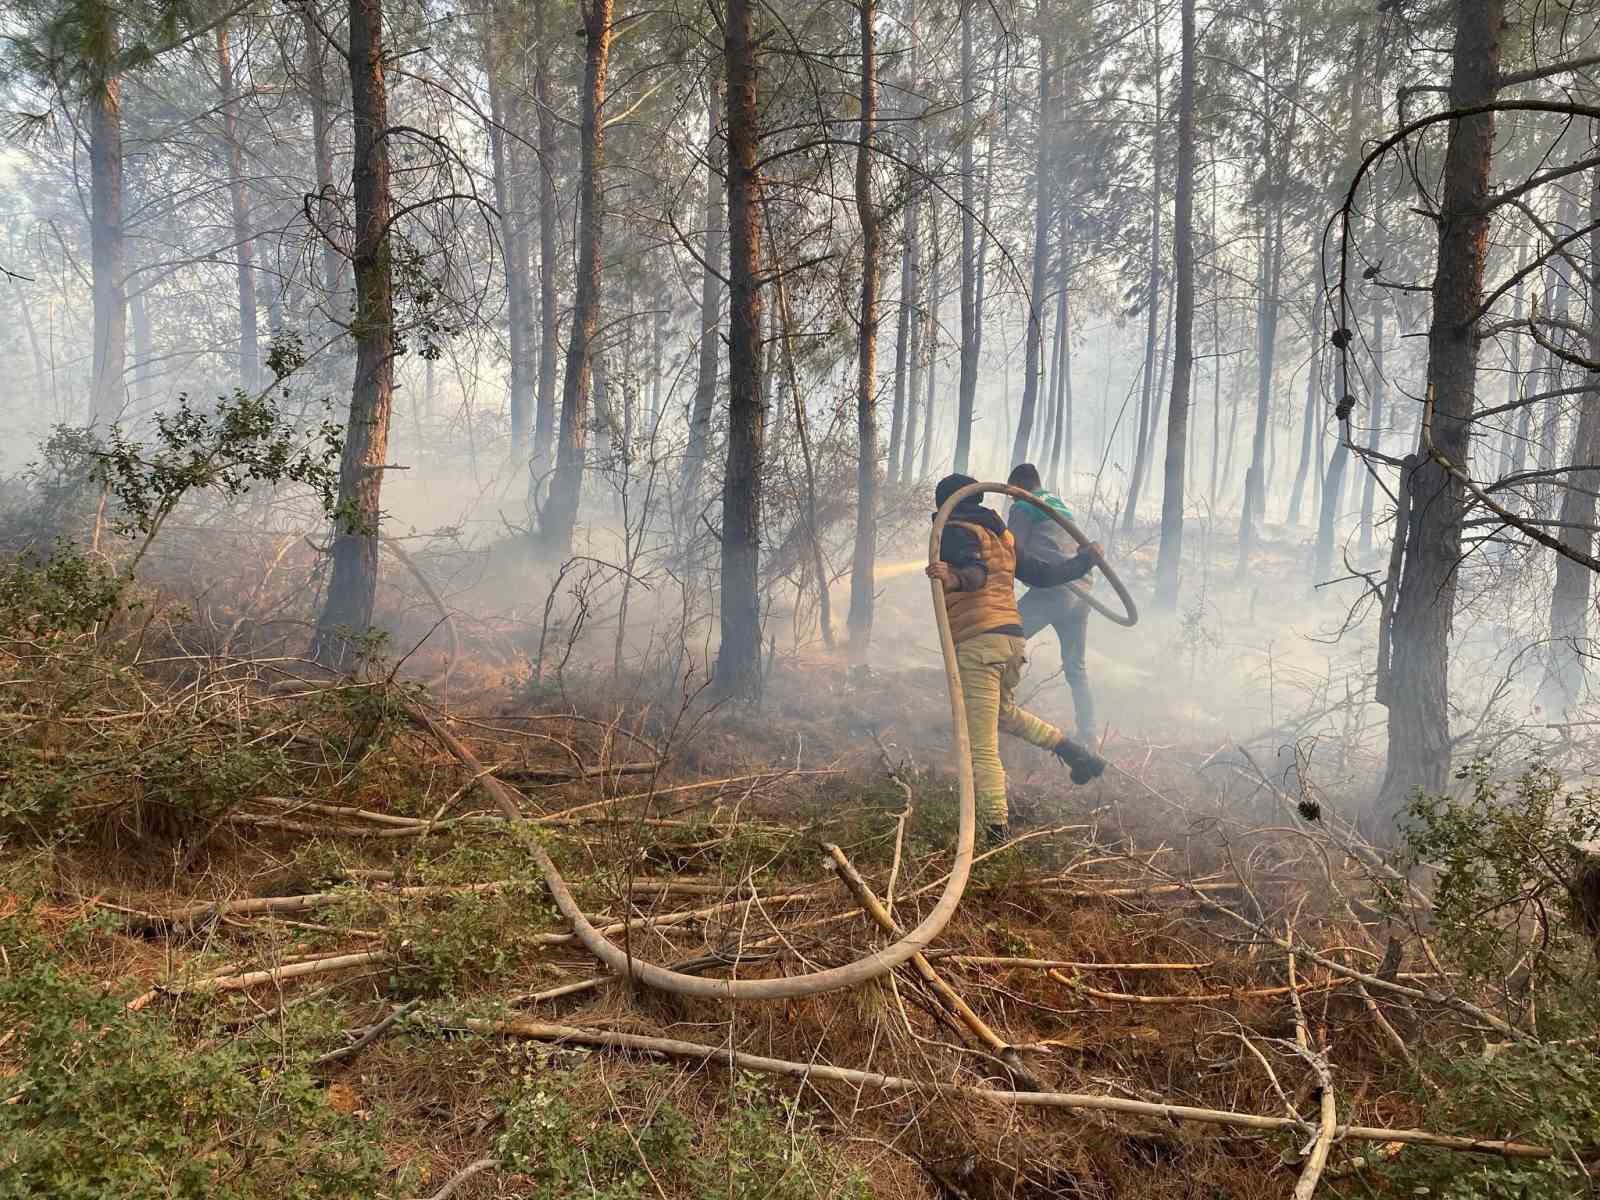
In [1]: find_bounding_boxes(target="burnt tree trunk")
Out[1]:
[714,0,767,698]
[1153,0,1195,609]
[1047,221,1071,487]
[312,0,395,664]
[1372,0,1505,833]
[539,0,612,555]
[848,0,880,650]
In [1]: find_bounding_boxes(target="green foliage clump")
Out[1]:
[1376,762,1600,1200]
[0,542,123,636]
[390,885,551,998]
[1376,1041,1600,1200]
[494,1070,872,1200]
[1392,759,1600,988]
[0,924,392,1200]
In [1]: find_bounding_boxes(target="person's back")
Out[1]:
[1005,463,1097,741]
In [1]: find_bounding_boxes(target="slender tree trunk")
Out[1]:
[538,0,612,555]
[1534,189,1580,515]
[714,0,767,697]
[650,283,665,432]
[1121,13,1162,533]
[888,214,913,484]
[1153,0,1195,609]
[682,73,725,499]
[902,192,925,482]
[531,0,560,485]
[88,7,126,425]
[1372,0,1504,833]
[921,191,941,479]
[848,0,881,649]
[129,282,153,406]
[217,20,259,393]
[1498,242,1529,477]
[1538,162,1600,713]
[1357,291,1388,556]
[1013,11,1051,468]
[1238,195,1282,569]
[953,1,979,473]
[1047,223,1071,488]
[301,2,341,336]
[1287,268,1324,526]
[485,10,533,452]
[312,0,395,663]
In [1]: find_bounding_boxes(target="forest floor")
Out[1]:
[0,514,1531,1200]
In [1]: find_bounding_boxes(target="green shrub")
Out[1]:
[0,948,391,1200]
[0,543,123,636]
[494,1069,872,1200]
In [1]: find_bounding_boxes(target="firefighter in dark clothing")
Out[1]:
[924,473,1108,845]
[1006,462,1096,741]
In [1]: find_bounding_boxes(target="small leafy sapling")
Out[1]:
[42,388,344,586]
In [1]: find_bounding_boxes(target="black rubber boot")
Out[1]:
[1052,737,1106,785]
[983,823,1011,848]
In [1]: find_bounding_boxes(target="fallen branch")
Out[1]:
[411,1157,496,1200]
[826,843,1044,1091]
[127,950,393,1011]
[313,997,423,1066]
[463,1018,1558,1159]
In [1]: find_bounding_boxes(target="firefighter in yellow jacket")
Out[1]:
[925,473,1106,845]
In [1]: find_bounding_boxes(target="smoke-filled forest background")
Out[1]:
[7,0,1600,1197]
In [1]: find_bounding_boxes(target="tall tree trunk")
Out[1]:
[1046,222,1071,487]
[88,5,126,424]
[848,0,880,650]
[888,207,914,484]
[1286,266,1325,527]
[1238,194,1283,568]
[682,73,725,500]
[312,0,395,663]
[953,1,979,473]
[1153,0,1195,609]
[902,191,925,481]
[300,1,341,337]
[714,0,767,698]
[1120,11,1162,534]
[1372,0,1504,833]
[1538,162,1600,714]
[1534,189,1580,514]
[538,0,612,555]
[1013,9,1051,468]
[1357,289,1388,556]
[1498,242,1529,477]
[485,9,533,452]
[217,19,259,393]
[921,191,941,479]
[129,282,153,406]
[531,0,560,484]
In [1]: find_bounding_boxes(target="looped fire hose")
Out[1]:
[434,481,1135,1001]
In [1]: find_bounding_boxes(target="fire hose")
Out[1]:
[429,481,1139,1000]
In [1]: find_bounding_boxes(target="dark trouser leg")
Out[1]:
[1019,588,1096,742]
[1056,600,1095,741]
